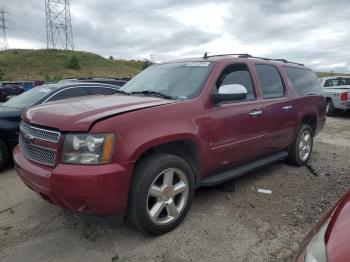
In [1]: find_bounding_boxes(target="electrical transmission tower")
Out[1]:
[45,0,74,50]
[0,6,9,50]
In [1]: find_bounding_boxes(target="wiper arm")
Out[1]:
[114,89,131,95]
[131,90,174,99]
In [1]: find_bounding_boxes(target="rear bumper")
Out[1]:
[336,101,350,111]
[13,146,134,215]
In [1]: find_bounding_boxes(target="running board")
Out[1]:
[200,151,288,187]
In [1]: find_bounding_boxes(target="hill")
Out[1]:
[0,49,144,81]
[0,49,348,81]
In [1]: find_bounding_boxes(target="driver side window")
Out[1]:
[216,64,255,101]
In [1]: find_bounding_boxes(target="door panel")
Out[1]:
[204,101,265,174]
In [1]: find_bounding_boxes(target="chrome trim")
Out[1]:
[19,137,56,166]
[20,121,60,143]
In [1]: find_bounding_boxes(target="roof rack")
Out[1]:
[203,52,304,66]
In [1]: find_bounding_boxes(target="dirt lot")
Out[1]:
[1,115,350,262]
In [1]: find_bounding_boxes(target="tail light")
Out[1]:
[340,92,348,101]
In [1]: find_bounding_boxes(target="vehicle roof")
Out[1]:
[37,82,120,91]
[159,54,308,69]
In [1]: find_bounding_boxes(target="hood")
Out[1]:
[0,105,24,121]
[325,190,350,261]
[23,95,176,131]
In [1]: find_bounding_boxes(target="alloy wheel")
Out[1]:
[147,168,189,225]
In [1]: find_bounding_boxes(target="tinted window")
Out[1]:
[90,87,116,95]
[255,64,284,99]
[324,78,350,87]
[284,67,323,96]
[216,64,255,101]
[48,87,87,102]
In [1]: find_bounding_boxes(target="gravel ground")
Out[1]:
[0,114,350,262]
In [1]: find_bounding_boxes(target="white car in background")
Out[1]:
[319,76,350,116]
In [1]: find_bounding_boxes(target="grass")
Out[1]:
[0,49,348,81]
[0,49,144,81]
[316,72,350,78]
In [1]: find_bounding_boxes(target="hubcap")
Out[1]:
[147,168,189,225]
[298,130,312,161]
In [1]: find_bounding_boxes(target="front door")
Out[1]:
[204,63,265,174]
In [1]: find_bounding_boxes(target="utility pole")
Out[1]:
[150,53,155,63]
[0,6,9,50]
[45,0,74,50]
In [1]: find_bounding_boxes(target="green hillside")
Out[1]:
[0,49,144,81]
[316,71,350,78]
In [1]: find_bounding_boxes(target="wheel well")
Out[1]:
[302,115,317,135]
[135,140,200,182]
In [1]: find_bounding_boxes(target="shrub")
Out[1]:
[66,55,80,69]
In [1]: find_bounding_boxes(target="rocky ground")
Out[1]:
[0,114,349,262]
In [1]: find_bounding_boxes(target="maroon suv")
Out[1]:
[14,54,326,235]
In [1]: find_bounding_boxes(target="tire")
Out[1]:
[326,99,336,116]
[287,124,313,166]
[128,153,194,235]
[0,139,10,171]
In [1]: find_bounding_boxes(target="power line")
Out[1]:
[0,6,9,50]
[45,0,74,50]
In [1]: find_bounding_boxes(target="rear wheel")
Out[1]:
[0,139,9,171]
[128,153,194,235]
[287,124,313,166]
[326,99,336,116]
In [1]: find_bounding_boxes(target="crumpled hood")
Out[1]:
[23,95,175,131]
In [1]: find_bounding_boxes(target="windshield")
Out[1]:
[121,61,213,99]
[2,85,56,108]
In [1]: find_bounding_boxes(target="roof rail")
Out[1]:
[202,52,304,66]
[203,53,252,59]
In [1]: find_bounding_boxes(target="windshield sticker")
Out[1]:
[38,88,51,93]
[186,62,210,67]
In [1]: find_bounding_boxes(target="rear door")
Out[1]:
[204,63,265,173]
[254,64,298,154]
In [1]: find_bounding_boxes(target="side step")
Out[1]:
[200,151,288,187]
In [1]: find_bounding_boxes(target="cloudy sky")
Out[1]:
[2,0,350,72]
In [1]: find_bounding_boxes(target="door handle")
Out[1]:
[249,110,263,117]
[282,105,293,111]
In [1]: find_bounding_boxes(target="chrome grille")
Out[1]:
[19,137,56,166]
[19,121,60,166]
[20,121,60,143]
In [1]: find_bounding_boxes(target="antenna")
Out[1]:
[0,6,9,50]
[45,0,74,50]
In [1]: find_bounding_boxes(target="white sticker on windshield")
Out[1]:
[38,88,51,93]
[186,62,210,67]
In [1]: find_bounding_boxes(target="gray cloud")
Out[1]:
[1,0,349,72]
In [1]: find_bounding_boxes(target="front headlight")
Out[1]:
[62,133,114,164]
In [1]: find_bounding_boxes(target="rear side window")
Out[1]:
[48,87,88,102]
[255,64,284,99]
[90,87,116,95]
[284,67,323,96]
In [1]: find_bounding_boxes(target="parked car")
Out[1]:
[18,80,45,92]
[319,76,350,116]
[14,54,325,235]
[0,82,120,170]
[0,82,24,101]
[58,77,131,87]
[294,189,350,262]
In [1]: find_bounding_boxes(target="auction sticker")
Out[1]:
[186,62,210,67]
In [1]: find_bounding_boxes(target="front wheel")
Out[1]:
[287,124,313,166]
[128,153,194,235]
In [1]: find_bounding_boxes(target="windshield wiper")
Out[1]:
[114,89,131,95]
[130,90,174,100]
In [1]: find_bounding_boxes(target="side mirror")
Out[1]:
[211,84,248,103]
